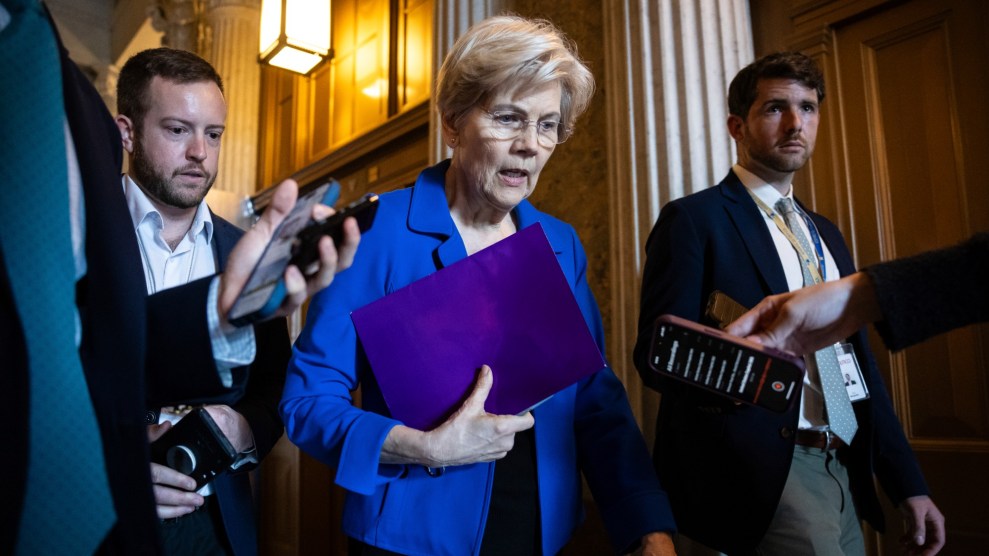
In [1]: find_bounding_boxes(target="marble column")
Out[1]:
[200,0,262,198]
[429,0,507,164]
[603,1,751,554]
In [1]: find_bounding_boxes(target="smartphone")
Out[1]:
[647,314,805,412]
[289,193,380,276]
[705,290,749,329]
[150,408,237,489]
[227,180,338,326]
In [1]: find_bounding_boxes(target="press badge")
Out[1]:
[835,343,869,401]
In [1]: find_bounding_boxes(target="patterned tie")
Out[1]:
[775,197,858,444]
[0,0,116,553]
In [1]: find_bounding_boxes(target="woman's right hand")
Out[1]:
[380,365,535,467]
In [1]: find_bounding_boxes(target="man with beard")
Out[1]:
[633,52,944,555]
[114,47,289,556]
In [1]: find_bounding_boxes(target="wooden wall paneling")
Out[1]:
[332,0,359,146]
[308,63,334,162]
[257,65,302,188]
[789,30,850,247]
[788,0,989,552]
[354,0,391,136]
[258,437,337,556]
[396,0,434,112]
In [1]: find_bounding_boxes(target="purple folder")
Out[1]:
[351,223,607,431]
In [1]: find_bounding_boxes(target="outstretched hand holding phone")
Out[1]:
[218,178,362,327]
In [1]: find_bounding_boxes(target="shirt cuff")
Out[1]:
[207,276,256,386]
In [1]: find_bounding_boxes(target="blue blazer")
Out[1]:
[633,171,930,554]
[281,161,675,556]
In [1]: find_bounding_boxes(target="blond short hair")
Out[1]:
[435,15,595,134]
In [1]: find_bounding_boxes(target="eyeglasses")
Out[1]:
[482,110,573,147]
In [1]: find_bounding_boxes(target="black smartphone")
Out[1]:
[289,193,380,275]
[150,408,237,489]
[647,314,805,413]
[227,180,339,327]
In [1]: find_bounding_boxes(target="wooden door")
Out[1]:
[791,0,989,552]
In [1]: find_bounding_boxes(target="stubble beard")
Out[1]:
[750,145,813,175]
[131,139,215,210]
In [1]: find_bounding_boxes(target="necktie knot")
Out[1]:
[775,197,796,217]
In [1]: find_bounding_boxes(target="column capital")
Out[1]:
[150,0,200,51]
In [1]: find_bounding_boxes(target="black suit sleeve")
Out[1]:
[634,200,709,391]
[231,316,291,463]
[868,232,989,351]
[143,276,248,408]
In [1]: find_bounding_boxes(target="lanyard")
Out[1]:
[800,209,826,282]
[746,189,826,284]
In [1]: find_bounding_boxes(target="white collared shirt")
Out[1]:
[124,175,217,294]
[122,174,255,379]
[733,164,839,430]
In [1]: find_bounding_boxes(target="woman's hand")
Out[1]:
[381,365,534,467]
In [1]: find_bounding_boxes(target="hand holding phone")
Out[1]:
[150,408,237,489]
[226,180,341,326]
[290,193,379,276]
[647,314,805,412]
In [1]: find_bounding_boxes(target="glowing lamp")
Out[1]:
[259,0,332,75]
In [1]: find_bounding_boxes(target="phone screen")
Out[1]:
[648,314,805,412]
[227,181,334,325]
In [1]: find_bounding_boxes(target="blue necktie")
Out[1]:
[0,0,116,553]
[775,197,858,444]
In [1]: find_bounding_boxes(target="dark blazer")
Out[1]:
[209,216,290,556]
[632,171,930,554]
[0,14,246,555]
[869,232,989,351]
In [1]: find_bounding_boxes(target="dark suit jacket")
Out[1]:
[0,14,247,555]
[869,232,989,351]
[632,171,930,554]
[207,216,290,556]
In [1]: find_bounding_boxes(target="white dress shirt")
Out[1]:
[122,174,255,381]
[734,164,840,430]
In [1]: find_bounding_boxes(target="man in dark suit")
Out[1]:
[633,52,944,555]
[113,47,289,556]
[0,3,358,554]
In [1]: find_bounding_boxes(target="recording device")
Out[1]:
[647,314,805,412]
[289,193,380,276]
[228,183,380,326]
[150,408,237,489]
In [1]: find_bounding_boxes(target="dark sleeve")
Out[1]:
[852,328,930,505]
[232,316,291,462]
[633,201,710,394]
[144,276,248,408]
[566,230,676,547]
[868,232,989,351]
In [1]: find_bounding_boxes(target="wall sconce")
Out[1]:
[259,0,332,75]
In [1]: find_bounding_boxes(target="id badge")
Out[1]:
[835,343,869,402]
